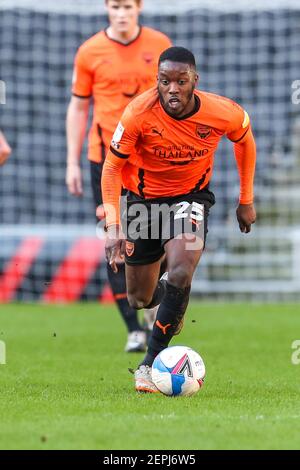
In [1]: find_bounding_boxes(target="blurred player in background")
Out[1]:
[101,46,256,392]
[66,0,171,352]
[0,131,11,166]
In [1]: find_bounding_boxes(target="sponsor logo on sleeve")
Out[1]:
[113,122,125,143]
[111,122,125,149]
[242,111,250,128]
[72,67,77,85]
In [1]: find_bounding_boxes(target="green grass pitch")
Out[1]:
[0,302,300,450]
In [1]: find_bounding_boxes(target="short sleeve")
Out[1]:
[110,104,141,159]
[226,100,251,143]
[71,47,93,98]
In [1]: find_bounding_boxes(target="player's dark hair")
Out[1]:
[159,46,196,68]
[105,0,142,4]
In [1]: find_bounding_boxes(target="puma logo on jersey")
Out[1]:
[152,128,164,138]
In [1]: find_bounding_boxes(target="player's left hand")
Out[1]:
[236,203,256,233]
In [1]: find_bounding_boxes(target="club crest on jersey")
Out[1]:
[196,124,211,139]
[125,241,135,257]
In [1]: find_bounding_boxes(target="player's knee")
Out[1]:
[127,291,152,310]
[168,265,192,288]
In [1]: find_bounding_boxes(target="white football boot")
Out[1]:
[134,365,159,393]
[125,331,147,353]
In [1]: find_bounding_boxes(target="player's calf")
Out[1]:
[140,282,191,367]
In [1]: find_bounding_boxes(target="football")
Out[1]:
[152,345,205,396]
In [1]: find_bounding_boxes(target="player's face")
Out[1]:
[157,61,199,118]
[105,0,142,34]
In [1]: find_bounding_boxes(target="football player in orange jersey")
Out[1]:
[101,46,256,392]
[0,131,11,166]
[66,0,171,353]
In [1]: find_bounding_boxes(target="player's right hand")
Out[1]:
[0,132,11,166]
[96,204,106,221]
[66,163,83,196]
[105,225,125,273]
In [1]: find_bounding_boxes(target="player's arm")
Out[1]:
[102,108,140,272]
[66,95,90,195]
[0,130,11,166]
[227,108,256,233]
[234,128,256,233]
[101,151,127,272]
[66,46,92,196]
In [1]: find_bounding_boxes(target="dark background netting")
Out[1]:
[1,8,299,225]
[1,7,300,300]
